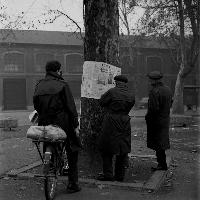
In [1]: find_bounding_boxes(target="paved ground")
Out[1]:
[0,109,199,200]
[0,125,199,200]
[0,134,40,175]
[0,154,199,200]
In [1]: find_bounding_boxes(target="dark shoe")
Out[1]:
[151,166,168,171]
[96,174,114,181]
[67,183,81,193]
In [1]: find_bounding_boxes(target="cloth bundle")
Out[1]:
[27,125,67,141]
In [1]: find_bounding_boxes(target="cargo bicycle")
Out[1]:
[28,125,68,200]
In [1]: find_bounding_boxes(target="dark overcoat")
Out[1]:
[33,71,81,151]
[98,83,135,155]
[145,82,172,150]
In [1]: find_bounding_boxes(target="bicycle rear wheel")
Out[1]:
[43,151,58,200]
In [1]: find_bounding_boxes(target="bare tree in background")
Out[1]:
[119,0,140,106]
[133,0,200,114]
[0,4,20,40]
[172,0,200,114]
[0,0,84,40]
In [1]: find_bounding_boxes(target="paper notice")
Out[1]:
[81,61,121,99]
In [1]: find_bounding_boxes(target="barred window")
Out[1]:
[3,52,24,72]
[65,53,83,73]
[35,53,54,72]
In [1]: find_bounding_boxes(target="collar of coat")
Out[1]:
[151,81,163,87]
[115,81,128,90]
[45,71,64,81]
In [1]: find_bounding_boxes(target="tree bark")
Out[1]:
[81,0,119,165]
[172,0,185,114]
[172,68,185,114]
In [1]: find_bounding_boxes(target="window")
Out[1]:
[65,53,83,73]
[35,53,54,72]
[146,56,162,73]
[3,52,24,72]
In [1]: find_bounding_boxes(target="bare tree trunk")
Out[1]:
[172,0,185,114]
[172,0,200,114]
[81,0,119,165]
[172,68,185,114]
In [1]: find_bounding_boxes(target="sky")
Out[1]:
[0,0,144,33]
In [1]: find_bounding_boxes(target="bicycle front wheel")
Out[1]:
[44,175,57,200]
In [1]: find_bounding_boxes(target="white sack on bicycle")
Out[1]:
[27,125,67,141]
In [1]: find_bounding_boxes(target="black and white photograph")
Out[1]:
[0,0,199,200]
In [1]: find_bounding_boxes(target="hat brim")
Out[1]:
[147,74,163,80]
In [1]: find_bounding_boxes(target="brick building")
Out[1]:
[0,29,199,110]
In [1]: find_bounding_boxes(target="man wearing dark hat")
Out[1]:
[33,60,81,193]
[145,71,173,170]
[97,74,135,181]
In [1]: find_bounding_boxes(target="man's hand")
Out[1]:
[74,127,80,137]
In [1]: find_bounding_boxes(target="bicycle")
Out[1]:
[32,138,68,200]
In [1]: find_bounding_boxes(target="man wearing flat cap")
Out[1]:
[97,74,135,182]
[33,60,81,193]
[145,71,173,170]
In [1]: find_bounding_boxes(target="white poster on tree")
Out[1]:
[81,61,121,99]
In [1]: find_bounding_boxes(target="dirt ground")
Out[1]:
[0,116,199,200]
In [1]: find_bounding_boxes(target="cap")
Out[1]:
[147,71,163,80]
[114,75,128,83]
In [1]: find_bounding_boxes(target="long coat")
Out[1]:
[33,71,81,151]
[145,82,172,150]
[98,83,135,155]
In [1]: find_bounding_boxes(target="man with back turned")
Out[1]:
[33,60,81,193]
[145,71,173,171]
[97,75,135,181]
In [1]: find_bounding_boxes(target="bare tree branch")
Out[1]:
[49,9,83,40]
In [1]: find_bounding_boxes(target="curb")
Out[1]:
[143,156,172,192]
[6,160,42,178]
[5,155,172,192]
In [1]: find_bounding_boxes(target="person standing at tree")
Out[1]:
[33,60,81,193]
[97,75,135,182]
[145,71,173,170]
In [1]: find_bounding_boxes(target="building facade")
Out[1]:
[0,29,199,110]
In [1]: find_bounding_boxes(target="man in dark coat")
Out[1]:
[33,60,81,193]
[97,75,135,181]
[145,71,172,170]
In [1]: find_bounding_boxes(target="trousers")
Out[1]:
[156,149,167,168]
[43,142,79,184]
[67,149,79,184]
[101,153,128,181]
